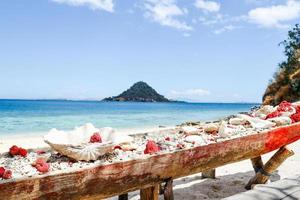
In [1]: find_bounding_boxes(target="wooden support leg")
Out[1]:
[163,179,174,200]
[140,185,159,200]
[202,169,216,179]
[159,183,164,195]
[118,193,128,200]
[250,156,264,173]
[245,146,294,190]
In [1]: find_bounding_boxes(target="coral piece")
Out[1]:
[267,117,292,126]
[204,123,219,134]
[144,140,160,154]
[265,111,281,119]
[90,132,102,143]
[33,158,50,173]
[19,148,28,157]
[291,112,300,123]
[0,167,5,177]
[237,114,276,129]
[253,105,277,119]
[229,117,247,125]
[9,145,19,156]
[2,170,12,179]
[277,101,293,112]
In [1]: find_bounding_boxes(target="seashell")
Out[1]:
[218,121,234,138]
[267,117,292,126]
[181,126,199,134]
[204,123,219,134]
[119,144,138,151]
[44,123,133,161]
[229,117,247,125]
[237,114,275,129]
[253,105,276,118]
[185,135,205,145]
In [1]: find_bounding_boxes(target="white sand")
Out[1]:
[1,129,300,199]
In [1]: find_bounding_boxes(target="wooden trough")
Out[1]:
[1,123,300,200]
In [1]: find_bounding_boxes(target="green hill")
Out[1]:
[103,81,171,102]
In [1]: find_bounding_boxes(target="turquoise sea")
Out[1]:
[0,100,259,136]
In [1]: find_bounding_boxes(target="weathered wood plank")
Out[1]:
[140,185,159,200]
[1,123,300,200]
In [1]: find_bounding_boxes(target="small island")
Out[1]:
[103,81,171,102]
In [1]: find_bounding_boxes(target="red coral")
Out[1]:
[90,132,102,143]
[2,170,12,179]
[265,111,281,119]
[294,105,300,113]
[176,143,185,149]
[36,150,46,155]
[0,167,5,178]
[33,158,50,173]
[114,145,122,150]
[19,148,28,157]
[277,101,293,112]
[144,140,160,154]
[291,112,300,123]
[9,145,19,156]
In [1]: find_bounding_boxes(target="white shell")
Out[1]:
[253,105,276,118]
[229,117,247,125]
[218,121,233,138]
[181,126,199,134]
[44,123,133,161]
[185,135,205,145]
[237,114,276,129]
[267,117,292,126]
[204,123,219,133]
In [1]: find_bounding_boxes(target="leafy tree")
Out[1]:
[263,24,300,105]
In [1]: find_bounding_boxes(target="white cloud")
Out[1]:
[248,0,300,28]
[214,25,237,34]
[169,89,211,100]
[194,0,220,12]
[144,0,193,31]
[52,0,114,12]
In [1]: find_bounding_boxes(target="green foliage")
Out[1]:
[263,24,300,105]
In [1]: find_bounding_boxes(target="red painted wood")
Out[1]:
[1,123,300,199]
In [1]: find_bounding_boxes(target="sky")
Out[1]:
[0,0,300,103]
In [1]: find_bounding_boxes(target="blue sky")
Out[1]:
[0,0,300,103]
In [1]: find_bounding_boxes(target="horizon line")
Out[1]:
[0,98,261,104]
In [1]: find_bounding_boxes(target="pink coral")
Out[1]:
[144,140,160,154]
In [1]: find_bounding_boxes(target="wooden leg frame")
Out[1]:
[137,146,293,199]
[246,146,294,190]
[202,169,216,179]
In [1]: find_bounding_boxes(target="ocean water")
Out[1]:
[0,100,259,136]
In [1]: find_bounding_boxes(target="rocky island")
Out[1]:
[103,81,171,102]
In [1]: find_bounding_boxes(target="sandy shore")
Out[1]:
[1,129,299,199]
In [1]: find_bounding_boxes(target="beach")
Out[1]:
[0,128,299,199]
[1,100,298,199]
